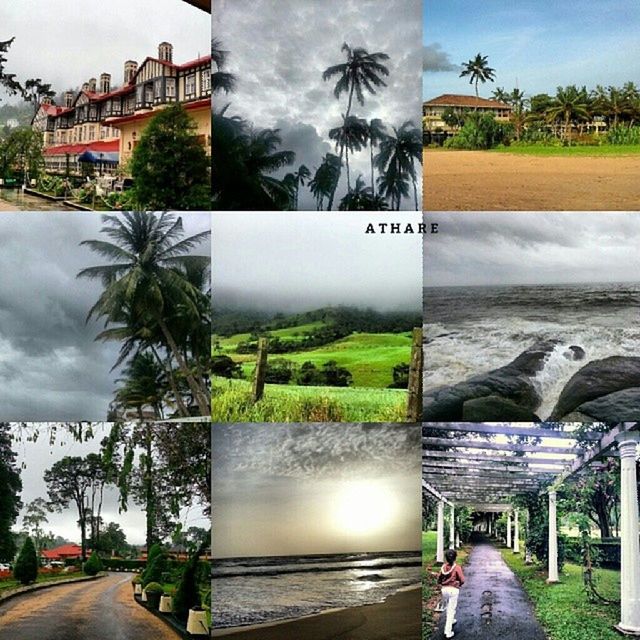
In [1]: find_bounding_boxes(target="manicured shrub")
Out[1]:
[445,112,514,150]
[142,552,167,587]
[13,537,38,585]
[173,549,202,622]
[83,551,103,576]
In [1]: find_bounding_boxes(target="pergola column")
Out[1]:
[615,432,640,635]
[455,532,460,549]
[488,513,492,536]
[513,509,520,553]
[436,500,445,563]
[449,504,455,549]
[547,489,559,583]
[506,511,512,548]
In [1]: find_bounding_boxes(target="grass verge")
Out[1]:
[212,377,407,422]
[490,144,640,156]
[499,549,621,640]
[0,571,85,593]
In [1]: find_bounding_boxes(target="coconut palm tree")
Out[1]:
[546,85,590,142]
[309,153,341,210]
[212,38,236,95]
[283,164,311,209]
[366,118,387,195]
[376,168,410,211]
[339,175,389,210]
[329,115,368,196]
[374,121,422,210]
[491,87,508,104]
[114,351,167,420]
[322,43,390,117]
[77,212,211,416]
[212,105,295,209]
[460,53,496,106]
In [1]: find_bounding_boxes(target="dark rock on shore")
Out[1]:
[550,356,640,420]
[462,395,541,422]
[563,345,586,361]
[423,340,557,421]
[571,387,640,421]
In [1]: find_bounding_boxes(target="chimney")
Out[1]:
[41,96,52,106]
[88,77,97,92]
[158,42,173,63]
[64,91,74,108]
[124,60,138,84]
[100,73,111,94]
[81,82,89,93]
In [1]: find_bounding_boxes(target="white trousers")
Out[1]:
[442,586,459,637]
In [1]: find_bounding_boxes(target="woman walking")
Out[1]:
[437,549,465,638]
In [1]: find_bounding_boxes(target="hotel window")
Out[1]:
[202,69,211,93]
[185,74,196,97]
[89,127,95,141]
[89,105,97,121]
[136,85,144,106]
[145,84,153,105]
[166,77,176,100]
[154,78,162,99]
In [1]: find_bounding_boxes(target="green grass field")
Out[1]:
[212,376,407,422]
[491,144,640,157]
[500,550,621,640]
[0,571,85,593]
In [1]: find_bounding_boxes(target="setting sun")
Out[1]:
[332,480,398,536]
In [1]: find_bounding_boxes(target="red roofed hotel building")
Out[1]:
[423,94,511,133]
[40,543,84,562]
[32,42,211,176]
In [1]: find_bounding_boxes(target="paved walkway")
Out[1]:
[431,537,548,640]
[0,572,179,640]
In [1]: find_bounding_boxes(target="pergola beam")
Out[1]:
[423,436,580,455]
[422,464,555,479]
[422,479,453,506]
[422,449,569,468]
[423,423,599,440]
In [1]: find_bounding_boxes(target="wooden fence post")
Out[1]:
[252,337,268,402]
[406,327,423,422]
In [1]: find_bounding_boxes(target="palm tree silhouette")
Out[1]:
[376,168,410,211]
[212,38,236,95]
[322,43,390,117]
[329,115,368,196]
[460,53,496,107]
[375,121,422,210]
[339,175,389,210]
[310,154,341,210]
[283,164,311,209]
[366,118,387,195]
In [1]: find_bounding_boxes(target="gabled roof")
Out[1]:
[131,54,212,83]
[43,139,120,156]
[41,543,83,559]
[424,94,511,109]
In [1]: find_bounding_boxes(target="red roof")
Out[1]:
[43,139,120,156]
[178,54,211,70]
[40,104,66,117]
[41,544,83,559]
[105,98,210,128]
[424,94,510,109]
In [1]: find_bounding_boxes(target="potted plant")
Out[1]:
[144,582,164,610]
[186,607,209,636]
[132,575,143,595]
[159,588,174,613]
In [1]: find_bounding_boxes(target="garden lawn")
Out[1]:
[0,571,85,593]
[491,144,640,157]
[500,550,621,640]
[212,376,406,422]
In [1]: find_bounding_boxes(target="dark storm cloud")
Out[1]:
[424,212,640,286]
[213,423,420,481]
[216,0,423,210]
[0,212,209,420]
[423,43,459,72]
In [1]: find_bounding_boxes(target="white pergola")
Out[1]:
[422,422,640,636]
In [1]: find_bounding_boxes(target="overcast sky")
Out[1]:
[215,0,422,210]
[0,212,209,420]
[424,212,640,287]
[0,0,209,104]
[423,0,640,100]
[10,423,208,546]
[213,422,421,558]
[212,212,422,313]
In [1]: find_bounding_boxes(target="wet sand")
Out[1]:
[424,150,640,211]
[212,586,421,640]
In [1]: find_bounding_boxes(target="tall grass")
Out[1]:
[607,124,640,145]
[212,378,406,422]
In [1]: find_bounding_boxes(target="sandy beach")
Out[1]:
[211,586,421,640]
[0,198,19,211]
[423,150,640,210]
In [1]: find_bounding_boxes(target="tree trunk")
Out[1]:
[412,176,418,211]
[370,145,375,195]
[157,317,209,416]
[144,423,155,551]
[346,148,351,192]
[150,344,190,418]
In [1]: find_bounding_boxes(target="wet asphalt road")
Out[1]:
[431,537,548,640]
[0,573,180,640]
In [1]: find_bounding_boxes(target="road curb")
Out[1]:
[0,573,106,604]
[133,594,190,639]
